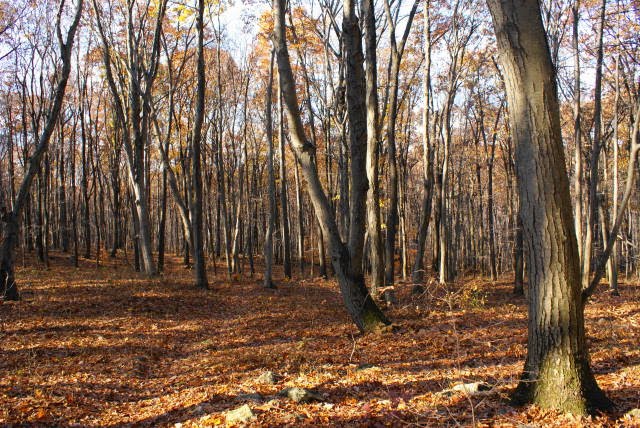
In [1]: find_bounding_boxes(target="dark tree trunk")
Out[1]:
[191,0,208,289]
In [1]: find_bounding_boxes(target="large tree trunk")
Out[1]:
[109,134,122,258]
[80,105,91,259]
[158,161,168,272]
[487,0,612,414]
[272,0,388,332]
[92,0,167,277]
[438,101,452,284]
[126,8,157,276]
[583,98,640,300]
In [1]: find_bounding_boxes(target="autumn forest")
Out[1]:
[0,0,639,426]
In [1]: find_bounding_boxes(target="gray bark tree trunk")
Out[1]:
[272,0,388,332]
[343,0,369,279]
[191,0,208,289]
[362,0,384,296]
[487,0,612,414]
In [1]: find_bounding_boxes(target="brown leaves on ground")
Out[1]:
[1,253,639,427]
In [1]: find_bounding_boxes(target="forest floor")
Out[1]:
[1,252,639,427]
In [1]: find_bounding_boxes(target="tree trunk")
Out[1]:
[343,0,369,279]
[277,76,292,279]
[272,0,388,332]
[412,0,434,287]
[57,122,69,252]
[362,0,384,296]
[487,0,612,414]
[584,0,607,289]
[572,0,584,269]
[191,0,208,289]
[264,50,277,289]
[1,0,82,300]
[384,55,400,288]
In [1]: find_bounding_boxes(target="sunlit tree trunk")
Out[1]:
[487,0,612,414]
[272,0,388,332]
[362,0,384,295]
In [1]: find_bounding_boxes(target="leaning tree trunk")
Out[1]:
[1,0,83,301]
[272,0,388,332]
[487,0,612,414]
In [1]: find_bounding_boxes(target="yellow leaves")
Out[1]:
[175,5,195,25]
[198,413,225,425]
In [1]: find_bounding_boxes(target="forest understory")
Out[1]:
[1,253,639,427]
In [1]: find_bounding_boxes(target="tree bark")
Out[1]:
[486,0,612,414]
[343,0,369,279]
[272,0,388,332]
[362,0,384,295]
[190,0,208,289]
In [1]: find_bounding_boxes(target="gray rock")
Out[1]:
[437,382,491,397]
[226,404,255,424]
[451,382,491,394]
[278,387,323,403]
[256,370,278,385]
